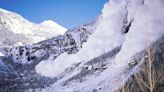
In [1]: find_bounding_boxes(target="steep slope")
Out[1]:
[37,0,164,76]
[36,0,164,91]
[1,19,97,65]
[0,0,164,92]
[0,8,67,46]
[0,17,98,91]
[40,36,164,92]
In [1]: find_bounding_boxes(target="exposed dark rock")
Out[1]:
[0,21,97,91]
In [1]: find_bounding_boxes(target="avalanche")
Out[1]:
[0,0,163,92]
[35,0,127,77]
[115,0,164,66]
[36,0,164,77]
[36,0,164,91]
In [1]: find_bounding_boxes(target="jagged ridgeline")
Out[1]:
[0,19,97,91]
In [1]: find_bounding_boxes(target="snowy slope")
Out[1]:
[2,20,97,65]
[0,19,97,91]
[0,0,164,92]
[35,0,164,91]
[36,0,164,77]
[0,8,67,46]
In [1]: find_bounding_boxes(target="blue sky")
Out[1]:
[0,0,108,29]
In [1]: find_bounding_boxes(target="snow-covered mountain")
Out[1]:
[1,19,97,64]
[0,8,67,46]
[0,17,97,91]
[0,0,164,92]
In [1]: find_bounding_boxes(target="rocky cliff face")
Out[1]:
[0,19,97,91]
[0,36,163,92]
[1,20,97,65]
[37,36,163,92]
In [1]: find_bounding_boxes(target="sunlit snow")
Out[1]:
[36,0,164,80]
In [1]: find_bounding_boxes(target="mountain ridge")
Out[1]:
[0,8,67,46]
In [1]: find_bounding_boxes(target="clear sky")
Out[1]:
[0,0,108,29]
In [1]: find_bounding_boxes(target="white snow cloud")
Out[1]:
[115,0,164,66]
[36,0,127,77]
[36,0,164,91]
[36,0,164,79]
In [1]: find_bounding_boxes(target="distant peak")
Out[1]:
[41,20,67,32]
[0,8,16,15]
[0,8,10,13]
[41,20,59,26]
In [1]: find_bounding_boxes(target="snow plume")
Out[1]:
[115,0,164,66]
[36,0,127,77]
[36,1,164,88]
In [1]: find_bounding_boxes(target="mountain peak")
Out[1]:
[0,8,67,46]
[41,20,58,25]
[0,8,10,13]
[40,20,67,33]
